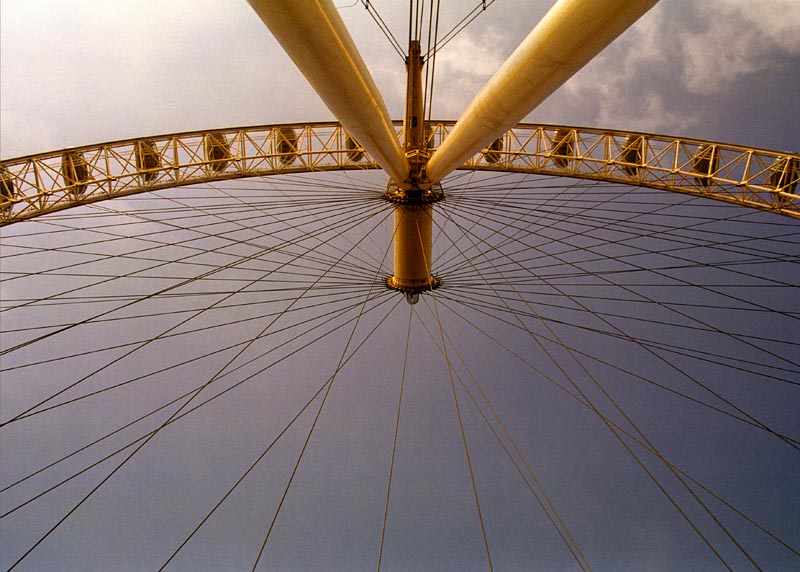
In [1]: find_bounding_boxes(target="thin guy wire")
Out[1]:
[376,303,412,572]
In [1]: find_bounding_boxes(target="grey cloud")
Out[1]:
[526,0,799,151]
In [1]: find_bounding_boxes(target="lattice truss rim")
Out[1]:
[1,121,798,225]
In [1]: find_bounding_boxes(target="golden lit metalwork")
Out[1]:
[458,124,800,217]
[1,122,798,225]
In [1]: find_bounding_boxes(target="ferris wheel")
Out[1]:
[1,1,799,570]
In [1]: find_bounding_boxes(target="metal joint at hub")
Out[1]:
[383,181,444,205]
[385,274,441,305]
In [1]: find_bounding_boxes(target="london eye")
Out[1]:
[1,1,799,570]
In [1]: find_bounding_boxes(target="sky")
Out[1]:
[1,1,800,571]
[2,0,799,158]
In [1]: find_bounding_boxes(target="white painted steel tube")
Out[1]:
[426,0,659,183]
[247,0,409,184]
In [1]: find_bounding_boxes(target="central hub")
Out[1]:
[383,181,444,205]
[384,39,442,304]
[384,182,443,304]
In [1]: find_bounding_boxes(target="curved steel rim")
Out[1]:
[1,121,798,225]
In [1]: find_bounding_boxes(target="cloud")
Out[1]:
[3,0,798,158]
[427,26,515,118]
[672,1,800,148]
[0,0,331,157]
[529,3,692,134]
[678,0,800,93]
[527,0,800,145]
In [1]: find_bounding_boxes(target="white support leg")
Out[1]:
[247,0,409,185]
[426,0,659,183]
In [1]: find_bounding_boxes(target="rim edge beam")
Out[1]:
[1,123,798,225]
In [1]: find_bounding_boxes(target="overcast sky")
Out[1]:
[1,2,799,572]
[2,0,799,158]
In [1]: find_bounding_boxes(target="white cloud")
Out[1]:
[2,0,797,157]
[427,26,513,118]
[678,0,800,93]
[533,3,687,134]
[0,0,331,157]
[526,0,800,140]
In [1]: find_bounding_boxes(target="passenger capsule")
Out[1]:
[769,157,798,207]
[277,127,298,166]
[0,166,14,212]
[621,136,643,177]
[345,135,364,163]
[424,123,434,150]
[692,144,718,188]
[61,151,90,197]
[135,140,161,183]
[482,137,503,164]
[769,157,798,194]
[551,129,574,169]
[204,132,231,173]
